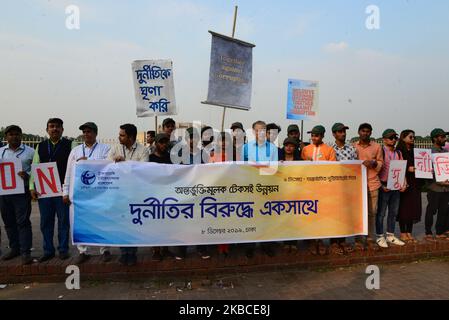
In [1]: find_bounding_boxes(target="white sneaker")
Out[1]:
[386,233,405,246]
[376,236,388,248]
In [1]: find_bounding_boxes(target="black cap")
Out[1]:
[287,124,300,133]
[4,125,22,135]
[79,122,98,133]
[332,123,349,132]
[230,122,244,131]
[162,118,175,127]
[283,137,299,147]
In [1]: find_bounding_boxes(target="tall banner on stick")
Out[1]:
[132,59,177,117]
[286,79,319,120]
[202,31,255,110]
[71,161,367,247]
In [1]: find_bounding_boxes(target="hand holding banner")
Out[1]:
[0,158,25,195]
[31,162,62,198]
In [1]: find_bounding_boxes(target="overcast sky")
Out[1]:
[1,0,449,141]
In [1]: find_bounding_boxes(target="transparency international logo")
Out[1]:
[81,171,96,185]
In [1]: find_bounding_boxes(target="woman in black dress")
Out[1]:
[396,129,422,243]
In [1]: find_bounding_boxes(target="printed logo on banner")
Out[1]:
[81,171,96,185]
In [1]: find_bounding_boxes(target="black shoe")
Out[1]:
[1,249,20,261]
[119,254,128,265]
[38,254,55,263]
[127,254,137,266]
[21,254,33,265]
[59,252,70,260]
[152,250,163,262]
[75,253,90,264]
[245,249,255,258]
[102,251,112,263]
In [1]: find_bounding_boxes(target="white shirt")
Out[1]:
[108,142,149,162]
[0,143,35,175]
[63,142,111,197]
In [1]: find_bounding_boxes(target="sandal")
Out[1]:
[343,243,354,254]
[425,234,436,242]
[317,240,328,256]
[308,241,319,256]
[435,234,449,241]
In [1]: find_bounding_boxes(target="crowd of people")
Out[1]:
[1,117,449,267]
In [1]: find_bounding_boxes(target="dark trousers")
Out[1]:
[425,191,449,236]
[0,191,32,255]
[399,222,413,233]
[38,196,70,255]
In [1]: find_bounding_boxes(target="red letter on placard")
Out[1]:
[36,167,58,195]
[0,162,16,190]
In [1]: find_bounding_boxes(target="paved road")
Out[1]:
[0,258,448,300]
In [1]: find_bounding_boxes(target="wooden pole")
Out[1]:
[301,120,304,143]
[155,115,158,133]
[220,5,238,132]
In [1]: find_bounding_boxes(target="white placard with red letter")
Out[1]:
[0,158,25,195]
[32,162,62,198]
[432,153,449,183]
[387,160,407,190]
[414,149,433,179]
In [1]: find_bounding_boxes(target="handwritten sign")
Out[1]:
[202,31,255,110]
[432,153,449,183]
[132,60,177,117]
[414,148,433,179]
[31,162,62,198]
[0,158,24,195]
[387,160,407,190]
[286,79,319,121]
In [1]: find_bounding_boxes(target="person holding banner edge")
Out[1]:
[30,118,77,262]
[63,122,112,264]
[0,125,35,265]
[108,123,149,266]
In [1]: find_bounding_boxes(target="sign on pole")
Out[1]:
[286,79,319,120]
[132,59,177,117]
[202,31,255,110]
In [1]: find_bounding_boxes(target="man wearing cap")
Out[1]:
[375,129,406,248]
[30,118,77,262]
[108,123,149,266]
[146,130,156,155]
[424,128,449,241]
[330,123,358,255]
[353,123,383,249]
[287,124,307,150]
[301,125,336,255]
[0,125,35,264]
[63,122,111,264]
[230,122,246,161]
[301,125,336,161]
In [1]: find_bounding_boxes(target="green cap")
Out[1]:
[287,124,300,133]
[154,133,170,143]
[307,125,326,135]
[382,129,398,139]
[430,128,449,139]
[79,122,98,133]
[332,123,349,132]
[283,137,299,147]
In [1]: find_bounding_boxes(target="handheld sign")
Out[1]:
[286,79,319,121]
[32,162,62,198]
[387,160,407,190]
[432,153,449,183]
[0,158,25,195]
[132,59,177,117]
[414,148,433,179]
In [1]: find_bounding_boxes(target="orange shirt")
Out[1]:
[301,143,336,161]
[353,140,383,191]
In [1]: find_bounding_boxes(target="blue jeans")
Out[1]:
[0,191,32,255]
[376,188,400,235]
[38,196,70,255]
